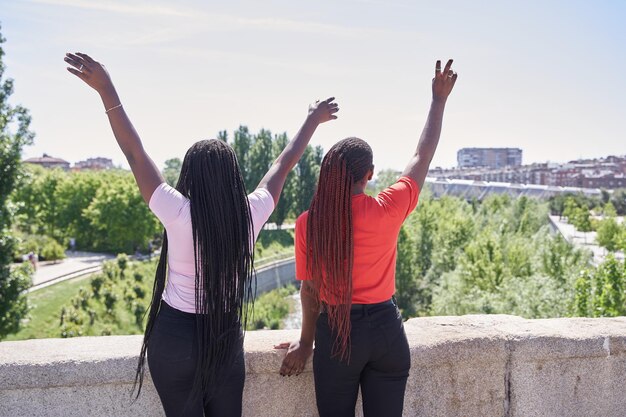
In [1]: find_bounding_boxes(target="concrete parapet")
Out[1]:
[2,315,626,416]
[255,257,296,294]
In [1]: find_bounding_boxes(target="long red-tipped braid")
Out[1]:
[306,137,373,362]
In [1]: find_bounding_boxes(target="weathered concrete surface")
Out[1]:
[2,315,626,417]
[255,257,295,294]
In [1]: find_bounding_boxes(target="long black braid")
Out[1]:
[133,139,255,404]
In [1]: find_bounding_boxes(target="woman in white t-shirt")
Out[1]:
[65,52,338,417]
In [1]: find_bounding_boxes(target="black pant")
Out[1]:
[313,300,410,417]
[147,302,245,417]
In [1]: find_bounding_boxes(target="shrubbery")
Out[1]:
[11,167,161,254]
[394,188,593,318]
[57,254,155,338]
[247,285,296,330]
[56,254,298,338]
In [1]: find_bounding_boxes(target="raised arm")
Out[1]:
[65,52,164,203]
[401,59,458,189]
[256,98,339,203]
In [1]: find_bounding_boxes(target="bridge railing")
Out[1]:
[2,314,626,417]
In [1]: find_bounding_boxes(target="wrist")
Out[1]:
[432,96,447,107]
[98,84,118,101]
[305,112,322,126]
[99,86,121,112]
[299,338,314,348]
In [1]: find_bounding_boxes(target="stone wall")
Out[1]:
[256,257,295,294]
[2,315,626,417]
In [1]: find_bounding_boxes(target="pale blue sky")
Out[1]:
[2,0,625,171]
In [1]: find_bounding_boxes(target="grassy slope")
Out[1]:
[6,230,296,341]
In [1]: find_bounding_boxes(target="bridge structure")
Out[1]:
[425,177,604,200]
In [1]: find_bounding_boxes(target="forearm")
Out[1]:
[299,282,320,346]
[278,115,319,171]
[98,86,146,163]
[257,114,319,197]
[401,98,447,185]
[98,85,164,203]
[416,98,446,159]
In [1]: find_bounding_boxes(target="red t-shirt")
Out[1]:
[295,176,419,304]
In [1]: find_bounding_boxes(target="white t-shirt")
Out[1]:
[149,183,275,313]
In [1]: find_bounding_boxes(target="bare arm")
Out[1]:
[275,281,320,376]
[401,59,458,189]
[65,52,164,204]
[257,98,338,203]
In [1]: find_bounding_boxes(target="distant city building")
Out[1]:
[74,157,114,171]
[457,148,522,169]
[431,154,626,190]
[23,154,70,170]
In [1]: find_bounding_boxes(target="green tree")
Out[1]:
[573,270,592,317]
[84,174,160,253]
[41,239,66,262]
[569,205,592,243]
[596,217,622,252]
[55,169,104,248]
[540,234,581,283]
[414,201,437,276]
[610,189,626,215]
[11,166,67,238]
[562,196,579,221]
[269,133,294,227]
[293,145,320,213]
[461,232,506,291]
[372,169,400,194]
[162,158,182,187]
[549,194,567,218]
[217,130,228,142]
[0,27,34,339]
[395,227,418,315]
[618,223,626,253]
[233,125,253,187]
[603,202,617,217]
[593,255,625,317]
[248,129,274,190]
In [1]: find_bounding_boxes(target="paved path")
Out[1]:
[262,223,295,230]
[29,251,115,292]
[549,216,624,264]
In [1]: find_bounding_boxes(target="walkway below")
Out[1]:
[548,215,624,264]
[29,251,114,292]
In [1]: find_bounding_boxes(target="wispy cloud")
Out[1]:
[30,0,414,40]
[228,16,381,39]
[29,0,195,17]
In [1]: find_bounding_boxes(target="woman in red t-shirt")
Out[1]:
[277,59,458,417]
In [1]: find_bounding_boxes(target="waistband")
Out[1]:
[159,300,198,319]
[320,298,395,313]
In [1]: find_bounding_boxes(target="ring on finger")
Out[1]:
[79,64,84,71]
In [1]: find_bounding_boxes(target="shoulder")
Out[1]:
[373,176,420,218]
[149,182,189,226]
[296,211,309,225]
[150,182,188,204]
[248,187,276,210]
[377,176,419,197]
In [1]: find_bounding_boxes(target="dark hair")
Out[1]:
[133,139,255,404]
[306,137,373,361]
